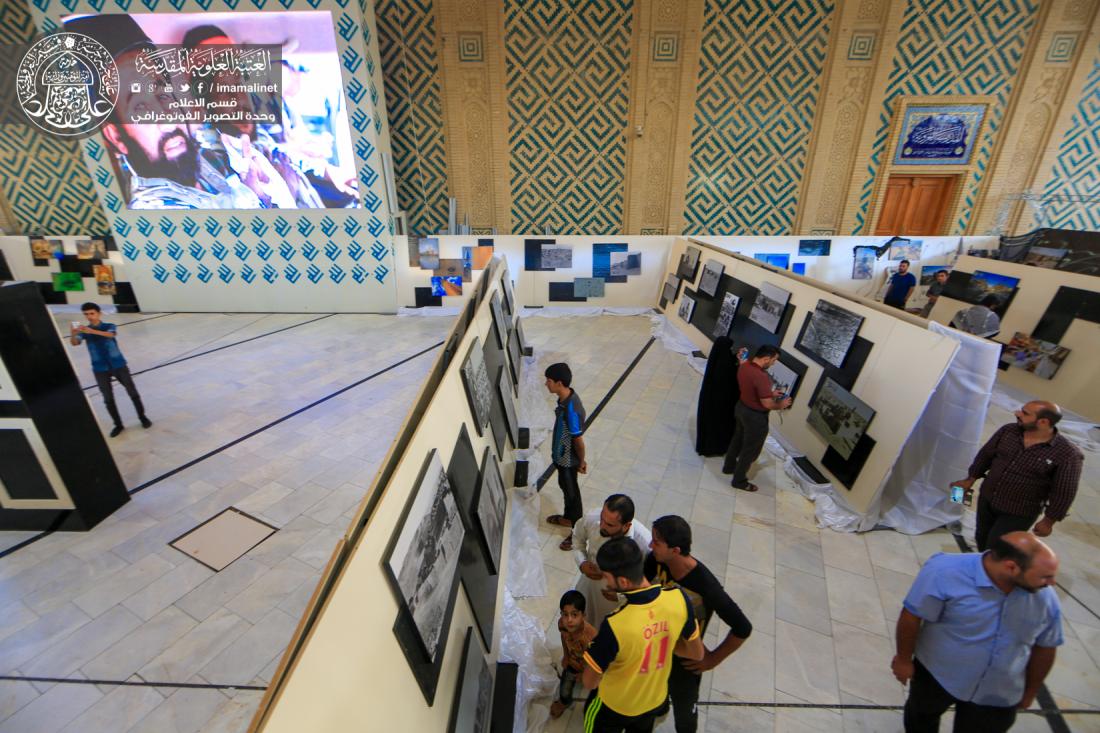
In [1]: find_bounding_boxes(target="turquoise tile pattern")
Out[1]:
[1042,44,1100,232]
[504,0,634,234]
[852,0,1040,235]
[0,0,110,236]
[376,0,451,236]
[683,0,835,235]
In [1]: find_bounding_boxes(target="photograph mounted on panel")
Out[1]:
[677,294,696,324]
[593,243,628,282]
[52,272,83,292]
[677,246,701,281]
[489,292,509,350]
[965,270,1019,304]
[798,240,831,257]
[792,263,806,276]
[754,253,790,270]
[1000,333,1071,380]
[713,292,741,339]
[448,627,494,733]
[1021,247,1067,269]
[807,378,875,461]
[748,281,790,334]
[383,449,465,661]
[94,264,116,296]
[506,328,522,387]
[573,278,605,299]
[797,300,864,369]
[919,265,950,285]
[893,104,985,166]
[852,247,876,280]
[609,251,641,277]
[64,11,362,210]
[889,239,923,262]
[767,354,802,400]
[460,337,493,435]
[435,259,467,282]
[463,245,495,271]
[30,237,62,264]
[420,239,441,271]
[76,239,107,260]
[541,244,573,269]
[497,368,519,448]
[525,239,553,271]
[431,276,462,297]
[475,446,507,575]
[501,274,516,317]
[698,260,724,297]
[661,274,681,305]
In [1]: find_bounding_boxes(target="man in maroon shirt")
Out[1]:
[954,400,1083,550]
[722,345,792,492]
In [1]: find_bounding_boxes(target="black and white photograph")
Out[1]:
[698,260,725,297]
[713,292,741,338]
[609,251,642,277]
[489,291,510,350]
[386,450,465,659]
[798,299,864,368]
[460,337,493,434]
[677,294,696,323]
[449,627,494,733]
[502,273,516,317]
[748,281,791,334]
[498,367,520,448]
[677,246,702,280]
[476,446,508,574]
[807,378,875,461]
[662,274,681,304]
[507,329,523,387]
[540,244,573,269]
[767,358,800,400]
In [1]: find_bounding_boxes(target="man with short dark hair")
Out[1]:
[892,532,1063,733]
[722,344,792,492]
[581,538,703,732]
[70,302,152,437]
[646,516,752,733]
[954,400,1082,550]
[952,295,1002,338]
[545,362,587,547]
[571,494,653,627]
[885,259,918,310]
[920,269,950,318]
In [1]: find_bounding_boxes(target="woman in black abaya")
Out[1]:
[695,337,746,456]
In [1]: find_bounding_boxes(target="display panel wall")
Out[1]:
[663,237,958,514]
[252,261,517,731]
[21,0,397,315]
[928,255,1100,421]
[0,236,139,311]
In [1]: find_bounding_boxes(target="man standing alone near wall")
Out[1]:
[71,302,152,438]
[722,345,791,492]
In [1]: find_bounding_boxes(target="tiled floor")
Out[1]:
[1,312,1097,732]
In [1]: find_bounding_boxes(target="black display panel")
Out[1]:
[822,434,876,490]
[0,429,57,500]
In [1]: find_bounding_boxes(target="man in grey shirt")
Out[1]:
[920,269,949,318]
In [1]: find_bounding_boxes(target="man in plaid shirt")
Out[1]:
[954,401,1083,551]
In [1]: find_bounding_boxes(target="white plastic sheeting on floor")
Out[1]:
[497,591,557,733]
[650,313,709,374]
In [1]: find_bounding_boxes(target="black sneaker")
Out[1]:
[110,426,124,438]
[140,416,153,429]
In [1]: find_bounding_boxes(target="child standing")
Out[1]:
[544,362,587,550]
[70,302,152,437]
[551,590,597,719]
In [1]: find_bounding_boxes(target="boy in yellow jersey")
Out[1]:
[581,537,704,732]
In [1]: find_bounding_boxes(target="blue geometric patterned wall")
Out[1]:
[1042,44,1100,232]
[0,0,110,235]
[376,0,450,236]
[683,0,835,235]
[504,0,634,234]
[852,0,1039,234]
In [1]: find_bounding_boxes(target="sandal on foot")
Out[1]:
[735,483,760,493]
[559,537,573,551]
[546,514,573,529]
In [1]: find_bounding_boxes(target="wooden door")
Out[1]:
[874,175,957,235]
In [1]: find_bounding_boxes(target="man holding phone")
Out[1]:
[71,303,152,437]
[722,344,792,492]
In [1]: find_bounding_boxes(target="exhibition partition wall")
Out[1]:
[928,255,1100,421]
[0,236,138,311]
[662,237,959,515]
[251,260,520,731]
[21,1,398,314]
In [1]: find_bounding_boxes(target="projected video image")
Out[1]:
[63,11,359,210]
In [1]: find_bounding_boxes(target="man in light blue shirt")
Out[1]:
[71,302,152,437]
[891,532,1062,732]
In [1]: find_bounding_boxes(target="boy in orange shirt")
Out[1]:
[551,590,596,719]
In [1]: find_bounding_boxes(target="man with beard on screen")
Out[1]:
[64,15,262,209]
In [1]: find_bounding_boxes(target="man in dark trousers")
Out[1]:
[954,400,1082,550]
[646,516,752,733]
[884,259,917,310]
[544,362,587,550]
[71,302,152,437]
[892,532,1063,733]
[581,538,703,732]
[722,344,791,492]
